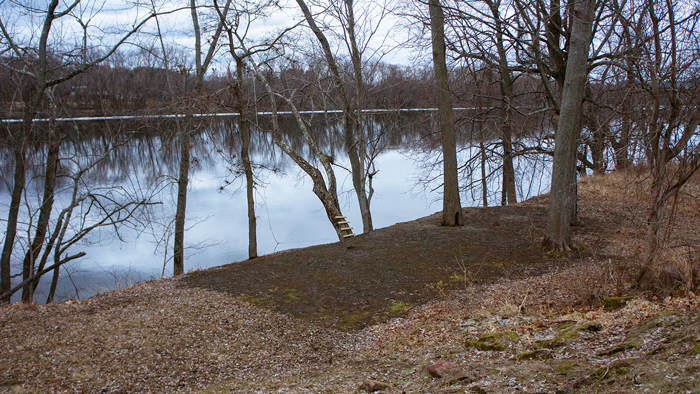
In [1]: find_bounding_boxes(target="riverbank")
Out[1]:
[1,170,699,393]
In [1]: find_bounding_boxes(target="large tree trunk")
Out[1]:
[501,132,517,205]
[544,0,595,251]
[429,0,463,226]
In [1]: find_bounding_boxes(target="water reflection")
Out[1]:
[1,112,551,302]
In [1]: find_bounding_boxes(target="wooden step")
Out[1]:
[340,227,353,231]
[337,221,350,224]
[334,216,346,219]
[343,233,355,238]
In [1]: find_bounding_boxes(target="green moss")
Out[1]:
[602,296,634,312]
[574,321,603,332]
[553,360,579,374]
[615,366,630,375]
[589,363,630,382]
[556,321,577,331]
[561,329,583,340]
[533,338,566,350]
[387,301,410,315]
[596,341,640,357]
[337,311,371,332]
[516,349,553,360]
[691,343,700,356]
[646,344,668,355]
[236,295,275,307]
[589,367,607,380]
[282,288,300,302]
[466,331,518,351]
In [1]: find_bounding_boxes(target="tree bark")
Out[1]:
[1,139,27,301]
[544,0,595,251]
[22,121,61,302]
[173,125,190,276]
[234,58,257,259]
[489,0,517,205]
[429,0,463,226]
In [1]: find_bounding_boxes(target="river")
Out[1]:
[0,112,552,302]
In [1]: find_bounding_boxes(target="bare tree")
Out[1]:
[0,0,155,300]
[172,0,231,275]
[226,25,356,240]
[215,0,283,259]
[293,0,396,233]
[616,0,700,283]
[0,137,156,304]
[446,0,519,205]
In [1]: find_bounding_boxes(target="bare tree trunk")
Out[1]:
[1,139,27,300]
[345,0,373,234]
[170,0,229,275]
[489,0,517,205]
[1,88,42,302]
[544,0,595,251]
[501,132,517,205]
[173,124,190,276]
[234,58,257,259]
[2,0,58,296]
[22,122,60,302]
[429,0,463,226]
[241,46,349,241]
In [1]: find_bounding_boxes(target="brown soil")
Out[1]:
[2,171,699,393]
[183,203,569,331]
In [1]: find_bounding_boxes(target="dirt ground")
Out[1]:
[183,203,564,331]
[1,170,699,393]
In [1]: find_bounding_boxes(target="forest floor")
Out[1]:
[1,170,699,393]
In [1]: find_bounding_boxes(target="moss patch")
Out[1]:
[387,301,410,315]
[515,349,552,361]
[602,296,634,312]
[597,341,640,357]
[553,360,579,374]
[691,343,700,356]
[466,331,519,351]
[236,295,276,307]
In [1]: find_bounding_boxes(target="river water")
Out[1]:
[1,112,552,302]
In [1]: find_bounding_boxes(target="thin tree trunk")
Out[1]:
[429,0,463,226]
[544,0,595,251]
[345,0,373,234]
[0,143,27,300]
[234,58,257,259]
[22,91,61,302]
[23,136,60,302]
[490,0,517,205]
[173,124,190,276]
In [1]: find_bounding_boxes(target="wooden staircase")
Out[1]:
[334,216,355,238]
